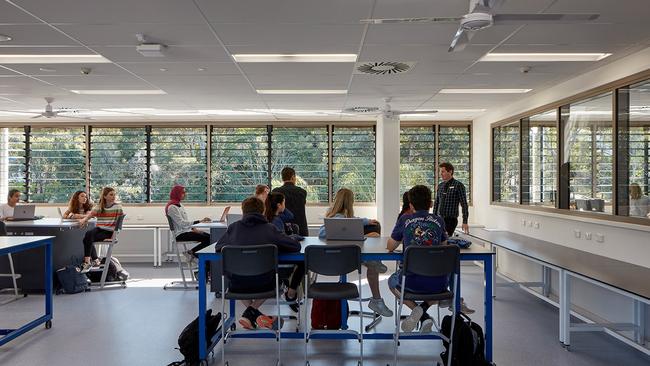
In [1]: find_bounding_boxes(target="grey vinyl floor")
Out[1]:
[0,262,648,366]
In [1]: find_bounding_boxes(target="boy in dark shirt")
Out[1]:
[271,167,308,236]
[216,197,301,330]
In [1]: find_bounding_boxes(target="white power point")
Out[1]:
[595,233,605,243]
[522,219,527,226]
[574,229,581,238]
[584,232,592,240]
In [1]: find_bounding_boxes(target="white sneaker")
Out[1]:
[420,318,434,333]
[368,298,393,317]
[401,306,423,333]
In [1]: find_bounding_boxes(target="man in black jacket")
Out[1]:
[272,167,309,236]
[215,197,301,330]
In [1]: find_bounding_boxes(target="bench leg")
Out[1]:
[559,269,571,346]
[634,300,646,345]
[542,265,551,298]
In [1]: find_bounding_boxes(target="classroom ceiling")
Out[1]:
[0,0,649,121]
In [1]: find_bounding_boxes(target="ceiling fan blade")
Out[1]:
[31,114,44,119]
[448,27,474,52]
[493,13,600,25]
[60,115,92,120]
[397,110,438,115]
[360,17,460,25]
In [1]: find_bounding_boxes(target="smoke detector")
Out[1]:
[355,61,415,75]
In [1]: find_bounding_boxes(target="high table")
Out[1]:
[1,218,93,292]
[191,221,228,243]
[196,237,495,365]
[0,236,54,346]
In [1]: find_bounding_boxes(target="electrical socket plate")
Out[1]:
[574,229,581,238]
[585,232,592,240]
[595,233,605,243]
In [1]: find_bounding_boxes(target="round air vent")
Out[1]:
[355,61,413,75]
[343,106,380,113]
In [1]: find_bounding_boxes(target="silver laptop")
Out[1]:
[324,218,366,241]
[57,207,79,221]
[12,205,42,221]
[226,213,242,226]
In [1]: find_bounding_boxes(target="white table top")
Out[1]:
[192,221,228,229]
[0,236,55,251]
[4,217,85,228]
[198,236,493,256]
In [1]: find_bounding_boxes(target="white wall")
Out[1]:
[472,46,650,343]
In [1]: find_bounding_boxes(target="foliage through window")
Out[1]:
[400,126,436,195]
[332,127,376,202]
[528,111,557,206]
[493,123,520,203]
[438,126,471,201]
[90,128,147,203]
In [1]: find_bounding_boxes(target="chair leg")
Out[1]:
[8,253,19,298]
[304,274,309,366]
[358,274,363,366]
[276,273,282,366]
[99,244,114,288]
[221,276,226,366]
[447,274,459,366]
[394,276,406,366]
[174,240,188,288]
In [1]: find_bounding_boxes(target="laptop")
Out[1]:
[216,206,231,222]
[226,213,242,226]
[324,218,366,241]
[11,205,43,221]
[57,207,79,222]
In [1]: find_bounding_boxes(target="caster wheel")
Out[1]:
[230,324,236,331]
[23,293,28,298]
[45,320,52,329]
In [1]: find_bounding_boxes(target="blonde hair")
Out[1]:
[98,187,115,212]
[327,188,355,218]
[630,183,642,200]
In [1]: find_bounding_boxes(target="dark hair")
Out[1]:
[399,191,411,217]
[242,196,264,215]
[408,185,432,211]
[255,184,269,196]
[439,162,455,174]
[281,167,296,182]
[68,190,93,214]
[265,192,285,222]
[8,189,20,201]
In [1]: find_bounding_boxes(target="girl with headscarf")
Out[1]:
[165,185,212,259]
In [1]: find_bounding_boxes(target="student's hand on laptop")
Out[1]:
[367,232,380,238]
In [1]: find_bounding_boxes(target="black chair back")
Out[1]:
[403,245,459,277]
[222,244,278,278]
[165,215,175,232]
[115,214,126,232]
[0,221,6,236]
[305,245,361,276]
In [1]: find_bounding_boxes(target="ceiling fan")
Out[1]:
[30,97,91,120]
[360,0,600,52]
[344,98,437,118]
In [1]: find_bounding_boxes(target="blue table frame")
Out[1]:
[197,239,494,364]
[0,236,54,346]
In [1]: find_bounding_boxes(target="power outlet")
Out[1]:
[595,233,605,243]
[521,219,527,227]
[584,232,592,240]
[574,229,581,239]
[527,220,533,227]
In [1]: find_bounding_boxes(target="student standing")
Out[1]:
[63,191,93,219]
[272,167,308,236]
[434,162,470,236]
[215,197,301,330]
[165,185,212,259]
[318,188,393,317]
[0,189,21,220]
[79,187,124,273]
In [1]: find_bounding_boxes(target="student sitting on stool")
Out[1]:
[215,197,301,330]
[165,185,211,260]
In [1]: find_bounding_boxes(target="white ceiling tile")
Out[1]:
[0,24,78,45]
[120,62,241,76]
[211,23,364,48]
[150,75,256,95]
[507,23,650,46]
[196,0,374,24]
[38,74,152,88]
[241,63,352,88]
[93,46,232,63]
[359,44,492,62]
[13,0,206,24]
[7,63,131,77]
[364,23,517,46]
[548,0,650,23]
[373,0,467,19]
[0,2,42,24]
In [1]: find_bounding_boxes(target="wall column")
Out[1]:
[376,114,400,232]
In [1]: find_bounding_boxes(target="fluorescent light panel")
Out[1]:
[70,89,166,95]
[256,89,347,95]
[0,54,111,64]
[232,54,357,63]
[439,89,531,94]
[480,53,612,62]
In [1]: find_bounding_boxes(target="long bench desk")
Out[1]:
[463,228,649,355]
[0,236,54,346]
[196,237,495,365]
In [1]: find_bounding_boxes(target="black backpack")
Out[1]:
[169,309,222,366]
[56,265,90,294]
[440,312,490,366]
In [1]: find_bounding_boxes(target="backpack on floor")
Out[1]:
[311,299,344,330]
[56,265,90,294]
[169,309,222,366]
[440,312,490,366]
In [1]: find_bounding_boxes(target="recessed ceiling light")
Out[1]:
[197,67,206,71]
[480,53,612,62]
[0,34,12,42]
[439,89,531,94]
[38,67,56,72]
[0,54,111,64]
[256,89,348,95]
[70,89,166,95]
[233,54,357,63]
[159,68,168,72]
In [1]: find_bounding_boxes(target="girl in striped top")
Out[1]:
[79,187,124,272]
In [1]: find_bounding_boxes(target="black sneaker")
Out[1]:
[284,292,300,313]
[238,306,258,330]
